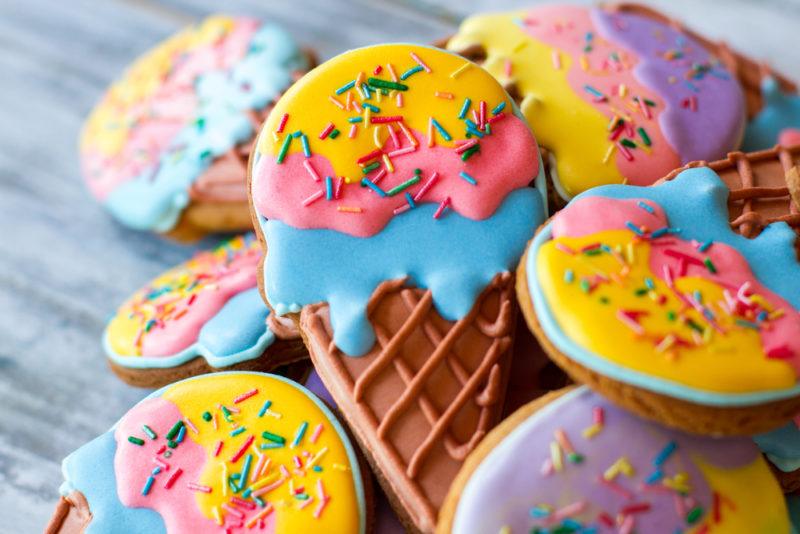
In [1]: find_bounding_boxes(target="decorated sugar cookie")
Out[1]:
[46,372,369,533]
[249,43,546,531]
[438,387,790,534]
[105,234,307,388]
[518,156,800,435]
[446,4,745,200]
[81,16,310,240]
[743,76,800,150]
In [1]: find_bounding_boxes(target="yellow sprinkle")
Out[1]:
[249,472,281,492]
[769,309,785,320]
[376,89,382,103]
[306,446,329,468]
[618,84,628,97]
[355,71,364,86]
[364,107,371,125]
[221,463,228,496]
[337,206,363,213]
[213,506,223,526]
[655,334,676,353]
[602,144,616,165]
[550,441,563,472]
[383,153,394,173]
[513,40,528,53]
[373,123,383,148]
[450,62,472,79]
[579,54,589,71]
[604,456,634,480]
[750,294,773,312]
[582,423,603,439]
[332,463,350,471]
[499,527,511,534]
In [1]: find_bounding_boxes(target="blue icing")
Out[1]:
[106,24,308,232]
[261,187,545,356]
[743,76,800,151]
[788,494,800,534]
[61,431,165,533]
[754,421,800,472]
[59,372,367,534]
[104,287,275,369]
[527,168,800,406]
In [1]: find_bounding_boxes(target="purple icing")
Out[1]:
[591,8,745,164]
[451,387,760,533]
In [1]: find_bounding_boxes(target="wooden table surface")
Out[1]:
[2,0,798,531]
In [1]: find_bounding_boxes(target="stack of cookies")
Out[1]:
[47,4,800,534]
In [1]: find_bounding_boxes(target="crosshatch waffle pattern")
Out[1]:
[301,273,516,530]
[665,145,800,252]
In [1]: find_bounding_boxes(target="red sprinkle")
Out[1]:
[276,113,289,133]
[620,502,651,515]
[370,115,403,124]
[318,123,335,140]
[356,149,383,164]
[233,389,259,404]
[230,435,255,463]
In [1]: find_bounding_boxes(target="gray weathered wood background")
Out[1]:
[1,0,799,531]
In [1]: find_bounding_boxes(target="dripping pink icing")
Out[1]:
[82,19,260,200]
[552,195,800,372]
[252,118,538,237]
[779,128,800,147]
[521,5,680,185]
[114,397,218,531]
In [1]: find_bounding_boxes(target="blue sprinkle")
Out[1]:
[645,469,663,484]
[430,118,452,142]
[312,465,323,472]
[141,476,155,496]
[362,102,380,112]
[637,200,654,213]
[645,277,655,290]
[684,80,700,93]
[625,221,644,236]
[491,101,506,115]
[361,177,387,197]
[301,134,311,158]
[347,116,363,123]
[757,311,768,322]
[651,227,670,238]
[176,425,186,443]
[325,176,334,200]
[292,421,309,448]
[292,130,302,138]
[405,192,416,209]
[458,98,471,119]
[152,467,161,475]
[258,400,272,418]
[654,441,677,466]
[698,240,713,252]
[458,171,477,185]
[230,426,246,437]
[335,80,356,95]
[260,443,284,450]
[736,318,760,330]
[694,290,702,304]
[584,84,604,98]
[564,269,574,283]
[400,65,424,80]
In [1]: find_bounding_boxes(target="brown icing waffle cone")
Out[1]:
[663,144,800,252]
[297,273,516,533]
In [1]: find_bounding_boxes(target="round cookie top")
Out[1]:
[60,372,367,533]
[249,44,546,356]
[251,42,540,237]
[81,16,307,232]
[449,387,789,533]
[104,234,275,369]
[526,167,800,406]
[447,5,746,198]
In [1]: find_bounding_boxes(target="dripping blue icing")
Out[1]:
[527,167,800,406]
[261,187,545,356]
[754,422,800,473]
[105,24,308,232]
[103,287,274,369]
[743,76,800,151]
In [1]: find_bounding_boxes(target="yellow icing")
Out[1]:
[162,373,362,532]
[257,43,511,182]
[447,12,626,197]
[689,455,789,533]
[106,235,258,357]
[536,230,796,393]
[82,15,237,155]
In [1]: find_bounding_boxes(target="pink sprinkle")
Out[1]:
[616,309,644,335]
[213,440,223,457]
[455,139,479,154]
[310,423,324,444]
[617,142,634,161]
[551,50,561,69]
[164,468,183,489]
[183,418,199,435]
[388,124,400,148]
[551,501,587,523]
[410,51,431,72]
[488,112,506,124]
[319,122,335,140]
[225,405,240,414]
[314,496,331,519]
[387,146,416,158]
[398,122,418,146]
[619,514,635,534]
[293,455,303,469]
[317,479,327,500]
[737,281,752,305]
[393,204,411,215]
[541,457,554,476]
[414,171,439,202]
[674,493,687,518]
[555,243,575,255]
[212,413,218,430]
[280,465,290,478]
[352,100,362,113]
[222,503,245,519]
[689,95,698,111]
[371,115,403,124]
[153,457,170,471]
[637,96,652,120]
[276,113,289,133]
[598,476,634,499]
[348,124,358,138]
[396,92,403,108]
[433,196,451,219]
[230,435,254,463]
[335,177,344,199]
[328,95,345,110]
[231,496,256,510]
[302,190,325,207]
[593,407,604,425]
[298,496,315,509]
[302,160,321,182]
[252,454,266,483]
[251,477,285,497]
[371,168,388,184]
[504,59,513,77]
[187,482,212,493]
[233,388,258,404]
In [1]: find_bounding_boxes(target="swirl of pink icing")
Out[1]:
[252,118,539,237]
[552,195,800,372]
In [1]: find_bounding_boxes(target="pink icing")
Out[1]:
[521,5,680,184]
[139,245,261,357]
[253,117,538,237]
[114,397,220,532]
[779,128,800,147]
[552,196,800,372]
[83,19,259,199]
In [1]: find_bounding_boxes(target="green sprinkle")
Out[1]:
[167,439,178,449]
[367,77,408,91]
[128,436,145,446]
[637,127,652,146]
[635,287,649,296]
[580,278,591,293]
[262,431,286,444]
[686,319,704,333]
[276,135,292,164]
[202,411,212,422]
[460,145,480,161]
[195,117,205,130]
[362,162,380,174]
[620,138,637,149]
[584,248,602,256]
[166,420,184,440]
[142,425,157,440]
[221,405,233,422]
[686,506,704,524]
[296,493,310,500]
[667,311,677,321]
[329,129,340,139]
[199,149,212,160]
[414,168,421,175]
[567,453,584,464]
[386,176,420,196]
[599,296,609,305]
[704,257,717,274]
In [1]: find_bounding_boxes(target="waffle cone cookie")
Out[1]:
[438,386,791,534]
[445,4,753,206]
[80,15,312,241]
[248,43,547,532]
[46,372,370,533]
[518,151,800,436]
[104,234,307,388]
